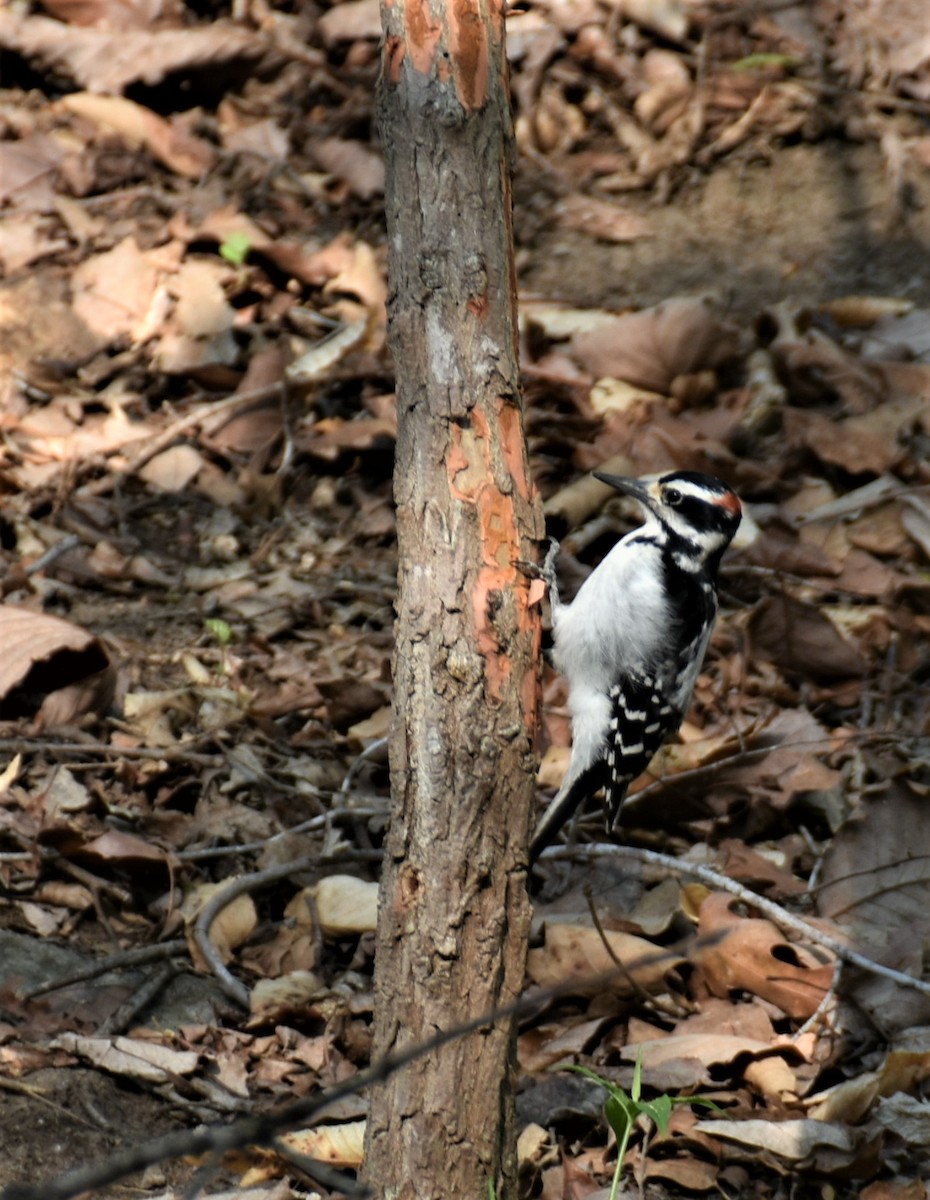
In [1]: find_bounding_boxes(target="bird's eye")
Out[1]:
[665,487,682,506]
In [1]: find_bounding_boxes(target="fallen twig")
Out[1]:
[193,854,322,1009]
[22,939,188,1000]
[0,939,693,1200]
[546,843,930,999]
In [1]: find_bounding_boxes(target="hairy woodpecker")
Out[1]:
[530,470,742,861]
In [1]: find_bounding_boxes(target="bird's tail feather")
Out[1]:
[529,763,610,863]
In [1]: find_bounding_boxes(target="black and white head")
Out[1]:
[595,470,742,572]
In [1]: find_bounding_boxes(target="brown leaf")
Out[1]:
[809,1037,930,1124]
[60,93,214,177]
[79,830,169,868]
[642,1157,720,1191]
[50,1033,198,1083]
[527,922,685,996]
[312,137,385,200]
[0,213,69,273]
[691,1116,858,1170]
[37,0,164,29]
[0,604,114,723]
[317,678,388,729]
[280,1120,366,1169]
[0,10,272,95]
[818,782,930,1013]
[310,876,378,936]
[138,444,205,493]
[317,0,381,45]
[182,880,258,967]
[571,298,738,394]
[747,594,866,679]
[718,839,807,898]
[0,133,64,213]
[621,0,688,42]
[696,892,834,1020]
[71,237,161,341]
[783,397,922,475]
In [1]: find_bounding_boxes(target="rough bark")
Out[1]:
[364,2,543,1197]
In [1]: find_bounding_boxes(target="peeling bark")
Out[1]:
[364,1,544,1195]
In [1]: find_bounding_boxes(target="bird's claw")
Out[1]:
[516,537,560,591]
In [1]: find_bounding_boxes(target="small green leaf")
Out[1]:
[204,618,233,646]
[638,1094,673,1136]
[604,1093,635,1140]
[219,231,252,266]
[676,1096,727,1115]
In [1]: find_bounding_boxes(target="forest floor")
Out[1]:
[3,1,930,1198]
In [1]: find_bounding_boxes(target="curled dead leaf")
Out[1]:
[691,1116,859,1170]
[50,1032,198,1084]
[280,1120,366,1169]
[0,603,114,724]
[59,93,214,177]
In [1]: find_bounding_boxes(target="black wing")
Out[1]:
[603,670,683,827]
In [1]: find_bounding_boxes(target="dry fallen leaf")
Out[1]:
[691,1116,858,1169]
[71,236,162,341]
[527,921,685,996]
[50,1033,199,1084]
[747,594,866,679]
[556,195,652,243]
[696,893,834,1020]
[59,93,214,177]
[280,1119,366,1168]
[249,971,329,1021]
[0,604,114,723]
[311,137,385,199]
[571,297,739,394]
[311,875,379,936]
[0,10,272,95]
[181,880,258,967]
[139,444,205,493]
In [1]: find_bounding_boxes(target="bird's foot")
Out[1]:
[516,536,560,593]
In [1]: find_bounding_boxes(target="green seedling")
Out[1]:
[567,1055,722,1200]
[219,230,252,266]
[204,618,233,647]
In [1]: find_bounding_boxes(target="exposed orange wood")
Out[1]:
[447,0,489,110]
[448,404,539,710]
[403,0,442,76]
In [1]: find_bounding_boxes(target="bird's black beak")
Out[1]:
[593,472,656,510]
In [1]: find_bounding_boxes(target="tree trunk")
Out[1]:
[364,2,543,1197]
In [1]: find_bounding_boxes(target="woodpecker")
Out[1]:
[530,470,742,861]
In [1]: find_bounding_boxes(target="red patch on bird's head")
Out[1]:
[717,490,741,517]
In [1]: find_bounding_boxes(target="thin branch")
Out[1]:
[6,857,921,1200]
[192,854,323,1009]
[97,962,182,1036]
[0,949,679,1200]
[545,843,930,999]
[583,885,687,1020]
[22,940,188,1000]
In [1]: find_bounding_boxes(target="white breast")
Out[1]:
[551,531,671,696]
